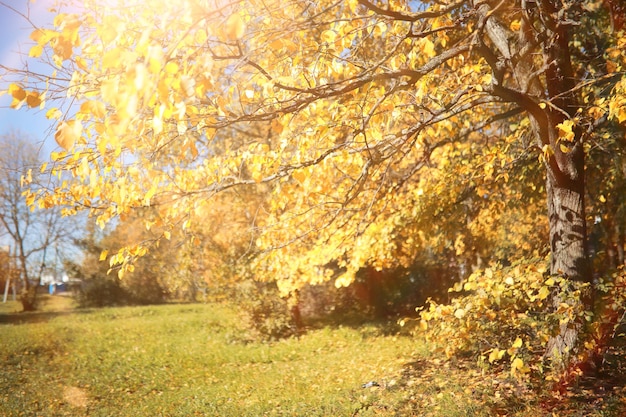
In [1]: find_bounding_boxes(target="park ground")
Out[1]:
[1,295,626,416]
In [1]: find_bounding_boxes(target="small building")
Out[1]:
[40,269,70,294]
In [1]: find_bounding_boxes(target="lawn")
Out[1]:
[1,295,624,416]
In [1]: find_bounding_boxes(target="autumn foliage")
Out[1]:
[415,258,626,388]
[3,0,626,392]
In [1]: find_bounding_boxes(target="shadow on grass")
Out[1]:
[302,310,409,337]
[0,310,75,325]
[0,294,79,325]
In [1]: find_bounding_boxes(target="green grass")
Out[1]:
[0,298,424,416]
[1,297,625,416]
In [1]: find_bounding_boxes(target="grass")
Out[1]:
[1,295,625,416]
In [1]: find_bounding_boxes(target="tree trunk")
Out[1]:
[616,222,625,266]
[538,0,594,367]
[547,171,589,280]
[18,247,37,312]
[544,156,592,366]
[20,284,37,312]
[474,0,594,368]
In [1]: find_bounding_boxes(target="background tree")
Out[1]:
[73,185,262,306]
[72,214,169,306]
[4,0,626,364]
[0,132,75,310]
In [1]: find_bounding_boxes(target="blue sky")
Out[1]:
[0,0,60,157]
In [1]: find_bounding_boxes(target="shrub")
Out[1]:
[77,277,130,307]
[119,270,168,305]
[235,281,301,341]
[412,257,626,387]
[77,272,167,307]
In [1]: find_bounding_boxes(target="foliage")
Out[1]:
[76,275,130,307]
[70,183,261,304]
[234,280,300,341]
[415,258,626,389]
[73,217,168,307]
[4,0,626,375]
[5,0,622,290]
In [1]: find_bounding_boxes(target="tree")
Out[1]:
[72,214,169,306]
[73,186,261,305]
[0,132,75,310]
[4,0,626,361]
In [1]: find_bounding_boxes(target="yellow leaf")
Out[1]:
[165,61,179,74]
[511,357,524,373]
[8,83,26,101]
[512,337,523,349]
[269,39,284,50]
[46,107,63,119]
[225,13,245,40]
[55,120,82,151]
[537,285,550,301]
[21,169,32,187]
[618,106,626,124]
[292,170,307,184]
[420,38,435,58]
[99,250,109,261]
[30,28,45,43]
[163,231,171,240]
[321,30,336,43]
[510,20,521,31]
[102,48,122,69]
[91,100,106,119]
[76,56,88,70]
[541,144,553,160]
[29,44,44,58]
[144,186,157,206]
[556,119,575,141]
[252,170,264,183]
[26,91,42,108]
[373,21,387,36]
[488,348,505,363]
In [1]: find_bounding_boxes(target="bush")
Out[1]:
[77,272,167,308]
[77,277,130,308]
[411,257,626,388]
[120,270,168,305]
[235,281,301,341]
[294,264,456,324]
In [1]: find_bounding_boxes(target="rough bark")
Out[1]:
[539,1,593,366]
[473,0,593,368]
[546,165,589,281]
[544,150,591,366]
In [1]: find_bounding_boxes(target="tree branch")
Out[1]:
[357,0,465,22]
